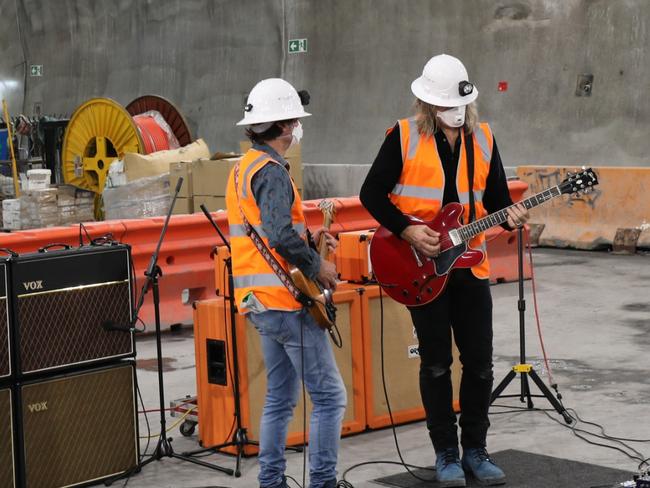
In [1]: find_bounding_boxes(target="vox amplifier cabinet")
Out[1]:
[0,387,17,487]
[359,284,461,429]
[10,245,134,376]
[1,259,12,381]
[16,361,138,488]
[193,291,366,455]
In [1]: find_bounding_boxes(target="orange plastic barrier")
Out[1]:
[0,183,527,331]
[193,294,366,454]
[0,197,374,331]
[517,166,650,250]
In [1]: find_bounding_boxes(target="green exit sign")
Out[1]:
[30,65,43,76]
[288,38,307,54]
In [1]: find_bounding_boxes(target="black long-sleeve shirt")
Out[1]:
[360,123,513,236]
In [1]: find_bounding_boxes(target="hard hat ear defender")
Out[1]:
[297,90,310,106]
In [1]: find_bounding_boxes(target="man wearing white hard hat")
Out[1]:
[225,78,345,488]
[361,55,528,486]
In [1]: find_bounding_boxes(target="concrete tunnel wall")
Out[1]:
[1,0,649,199]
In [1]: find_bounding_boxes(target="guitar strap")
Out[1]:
[464,130,476,223]
[233,161,314,308]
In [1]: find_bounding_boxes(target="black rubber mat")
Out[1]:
[372,449,634,487]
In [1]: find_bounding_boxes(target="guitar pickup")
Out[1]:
[448,229,462,246]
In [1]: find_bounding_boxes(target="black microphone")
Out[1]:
[175,176,183,194]
[101,320,133,333]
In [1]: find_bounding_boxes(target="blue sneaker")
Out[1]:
[461,447,506,486]
[435,448,466,487]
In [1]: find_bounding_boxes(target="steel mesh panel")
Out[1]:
[18,282,132,373]
[0,388,15,487]
[0,298,9,378]
[21,364,137,487]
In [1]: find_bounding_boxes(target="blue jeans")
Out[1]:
[248,308,347,488]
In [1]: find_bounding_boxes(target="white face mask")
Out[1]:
[289,121,303,147]
[436,106,466,128]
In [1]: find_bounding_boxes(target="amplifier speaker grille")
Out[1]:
[0,297,9,379]
[20,362,138,488]
[17,281,132,374]
[0,388,16,487]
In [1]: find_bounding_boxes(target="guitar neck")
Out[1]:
[458,185,562,241]
[317,214,333,258]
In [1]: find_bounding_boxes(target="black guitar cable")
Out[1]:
[336,285,436,487]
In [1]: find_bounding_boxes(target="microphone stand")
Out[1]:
[490,226,573,424]
[180,204,258,477]
[106,178,233,485]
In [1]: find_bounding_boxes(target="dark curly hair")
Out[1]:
[245,119,297,145]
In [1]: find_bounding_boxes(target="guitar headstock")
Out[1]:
[558,167,599,195]
[318,199,335,223]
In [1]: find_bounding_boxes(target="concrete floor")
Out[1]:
[124,248,650,488]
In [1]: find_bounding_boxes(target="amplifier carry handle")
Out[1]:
[0,247,18,257]
[38,243,73,253]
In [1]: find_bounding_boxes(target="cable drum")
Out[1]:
[132,112,180,154]
[62,96,193,195]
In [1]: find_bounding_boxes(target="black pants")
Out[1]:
[409,268,494,451]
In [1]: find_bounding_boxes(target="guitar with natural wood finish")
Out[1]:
[289,200,338,333]
[370,168,599,306]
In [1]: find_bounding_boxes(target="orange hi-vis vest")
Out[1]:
[225,148,306,312]
[389,117,494,279]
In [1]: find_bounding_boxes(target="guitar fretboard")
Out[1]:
[457,186,561,242]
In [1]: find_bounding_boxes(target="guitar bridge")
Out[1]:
[448,229,463,246]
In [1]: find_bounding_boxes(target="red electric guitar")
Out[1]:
[370,168,599,306]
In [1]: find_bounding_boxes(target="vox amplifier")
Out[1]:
[1,259,11,381]
[10,245,134,376]
[0,387,17,487]
[16,361,138,488]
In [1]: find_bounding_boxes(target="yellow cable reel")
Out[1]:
[62,98,144,193]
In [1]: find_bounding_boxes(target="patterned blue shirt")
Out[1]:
[250,143,320,280]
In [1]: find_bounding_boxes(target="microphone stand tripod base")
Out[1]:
[489,227,573,425]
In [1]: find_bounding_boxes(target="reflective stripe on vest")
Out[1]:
[391,183,443,201]
[457,190,485,206]
[241,154,270,199]
[233,273,284,289]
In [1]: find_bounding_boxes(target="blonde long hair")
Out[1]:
[414,98,479,137]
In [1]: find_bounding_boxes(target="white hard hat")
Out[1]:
[411,54,478,107]
[236,78,311,126]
